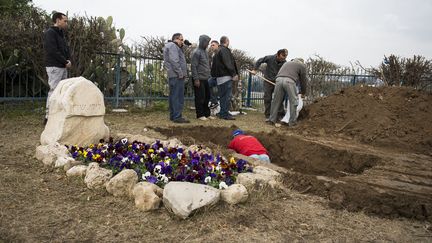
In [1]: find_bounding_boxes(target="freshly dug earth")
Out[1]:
[155,86,432,220]
[1,85,432,241]
[297,86,432,155]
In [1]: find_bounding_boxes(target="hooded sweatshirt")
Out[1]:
[191,35,211,81]
[163,41,187,79]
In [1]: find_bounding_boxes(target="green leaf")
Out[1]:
[119,28,125,41]
[106,16,113,27]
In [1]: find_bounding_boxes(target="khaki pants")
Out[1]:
[46,67,68,118]
[269,77,298,123]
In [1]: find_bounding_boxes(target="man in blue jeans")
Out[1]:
[211,36,238,120]
[163,33,189,123]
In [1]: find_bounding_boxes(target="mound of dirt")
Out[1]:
[298,86,432,154]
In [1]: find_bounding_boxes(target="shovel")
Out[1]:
[246,69,275,85]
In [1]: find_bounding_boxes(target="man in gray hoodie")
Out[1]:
[191,35,213,120]
[163,33,189,123]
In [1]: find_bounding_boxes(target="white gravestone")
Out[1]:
[40,77,109,146]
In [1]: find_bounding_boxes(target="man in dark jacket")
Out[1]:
[43,12,71,124]
[269,58,308,127]
[211,36,238,120]
[191,35,214,121]
[163,33,189,123]
[251,49,288,120]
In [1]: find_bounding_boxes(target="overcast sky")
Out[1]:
[33,0,432,67]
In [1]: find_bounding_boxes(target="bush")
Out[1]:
[372,54,432,90]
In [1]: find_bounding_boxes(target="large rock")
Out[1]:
[35,143,70,166]
[54,156,75,168]
[163,182,220,219]
[84,162,112,189]
[253,166,282,179]
[63,160,83,171]
[220,184,248,205]
[133,182,163,211]
[161,138,183,148]
[66,165,88,177]
[105,169,138,197]
[236,166,282,189]
[40,77,109,146]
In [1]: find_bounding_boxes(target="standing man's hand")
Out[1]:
[65,60,72,68]
[194,79,200,88]
[232,75,239,81]
[250,70,257,75]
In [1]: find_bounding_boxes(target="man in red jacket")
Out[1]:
[228,129,270,163]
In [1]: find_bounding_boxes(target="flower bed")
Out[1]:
[68,138,253,189]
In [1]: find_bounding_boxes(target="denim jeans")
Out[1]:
[250,154,271,163]
[168,78,185,121]
[217,80,232,118]
[208,77,218,105]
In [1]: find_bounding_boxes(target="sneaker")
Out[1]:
[281,121,290,127]
[266,120,280,127]
[207,116,216,120]
[43,118,48,125]
[173,118,190,123]
[209,102,219,109]
[198,116,208,121]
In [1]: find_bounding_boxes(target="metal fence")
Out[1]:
[1,52,382,111]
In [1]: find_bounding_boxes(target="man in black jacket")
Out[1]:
[251,49,288,120]
[211,36,238,120]
[43,12,71,124]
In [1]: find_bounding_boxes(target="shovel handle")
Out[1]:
[246,69,275,86]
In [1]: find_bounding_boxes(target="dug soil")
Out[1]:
[297,86,432,155]
[156,86,432,221]
[1,85,432,241]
